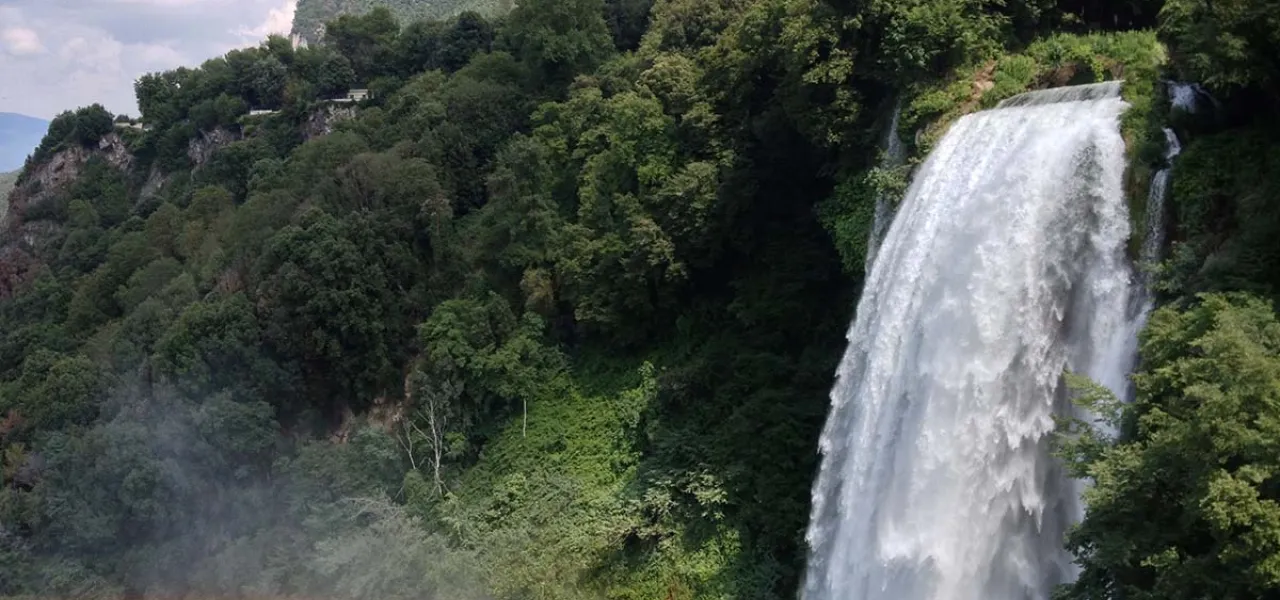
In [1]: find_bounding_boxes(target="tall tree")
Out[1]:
[1059,293,1280,600]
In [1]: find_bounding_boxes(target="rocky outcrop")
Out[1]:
[1,133,132,232]
[2,134,128,233]
[187,127,241,168]
[0,133,134,299]
[0,171,16,224]
[138,164,170,205]
[304,104,358,140]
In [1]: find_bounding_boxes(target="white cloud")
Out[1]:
[0,0,302,119]
[233,0,298,47]
[1,27,45,55]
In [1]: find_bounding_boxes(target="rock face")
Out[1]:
[304,104,358,140]
[187,127,241,168]
[2,133,132,230]
[0,133,134,299]
[139,164,170,205]
[0,171,16,224]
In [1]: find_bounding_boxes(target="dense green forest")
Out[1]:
[293,0,512,43]
[1,0,1279,597]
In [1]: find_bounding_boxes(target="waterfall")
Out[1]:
[865,101,907,273]
[803,82,1139,600]
[1167,81,1216,114]
[1138,128,1182,284]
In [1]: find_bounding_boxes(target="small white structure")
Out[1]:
[249,109,279,117]
[331,88,371,103]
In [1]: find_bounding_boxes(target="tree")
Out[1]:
[135,72,182,127]
[299,48,357,98]
[403,372,464,496]
[604,0,654,50]
[396,20,446,75]
[248,55,289,109]
[5,351,106,434]
[255,210,408,408]
[152,293,294,404]
[1161,0,1280,95]
[419,73,530,211]
[1058,293,1280,600]
[325,7,401,85]
[439,12,495,72]
[504,0,615,86]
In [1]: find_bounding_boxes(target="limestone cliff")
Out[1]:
[0,133,134,299]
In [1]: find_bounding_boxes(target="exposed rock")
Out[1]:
[0,171,15,224]
[0,133,134,299]
[304,103,358,140]
[138,164,170,205]
[187,127,241,168]
[1,133,132,232]
[0,243,38,300]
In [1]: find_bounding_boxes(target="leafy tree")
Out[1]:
[396,19,447,75]
[256,210,409,408]
[1161,0,1280,95]
[326,7,402,84]
[419,72,531,210]
[439,12,496,72]
[419,294,566,451]
[25,105,117,168]
[66,233,158,331]
[504,0,614,86]
[1058,293,1280,600]
[152,293,295,404]
[604,0,654,50]
[3,351,106,434]
[195,138,275,201]
[298,47,358,98]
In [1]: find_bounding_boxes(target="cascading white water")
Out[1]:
[1138,128,1181,282]
[1167,81,1216,114]
[865,101,907,273]
[803,82,1140,600]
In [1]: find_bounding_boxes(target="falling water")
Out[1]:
[865,101,907,273]
[803,82,1140,600]
[1138,128,1182,283]
[1167,81,1216,114]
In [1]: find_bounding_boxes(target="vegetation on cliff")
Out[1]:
[0,0,1278,598]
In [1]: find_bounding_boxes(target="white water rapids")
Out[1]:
[803,82,1141,600]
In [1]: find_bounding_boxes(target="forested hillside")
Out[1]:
[292,0,511,42]
[1,0,1278,598]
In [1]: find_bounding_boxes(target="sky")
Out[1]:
[0,0,298,120]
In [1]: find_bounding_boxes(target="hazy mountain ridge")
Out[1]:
[0,113,49,172]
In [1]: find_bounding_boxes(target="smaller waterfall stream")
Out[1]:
[865,102,907,273]
[1125,86,1197,340]
[1139,128,1182,281]
[1168,81,1217,114]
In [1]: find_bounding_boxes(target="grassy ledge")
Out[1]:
[898,31,1168,258]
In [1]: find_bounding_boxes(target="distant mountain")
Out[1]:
[0,113,48,172]
[292,0,510,42]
